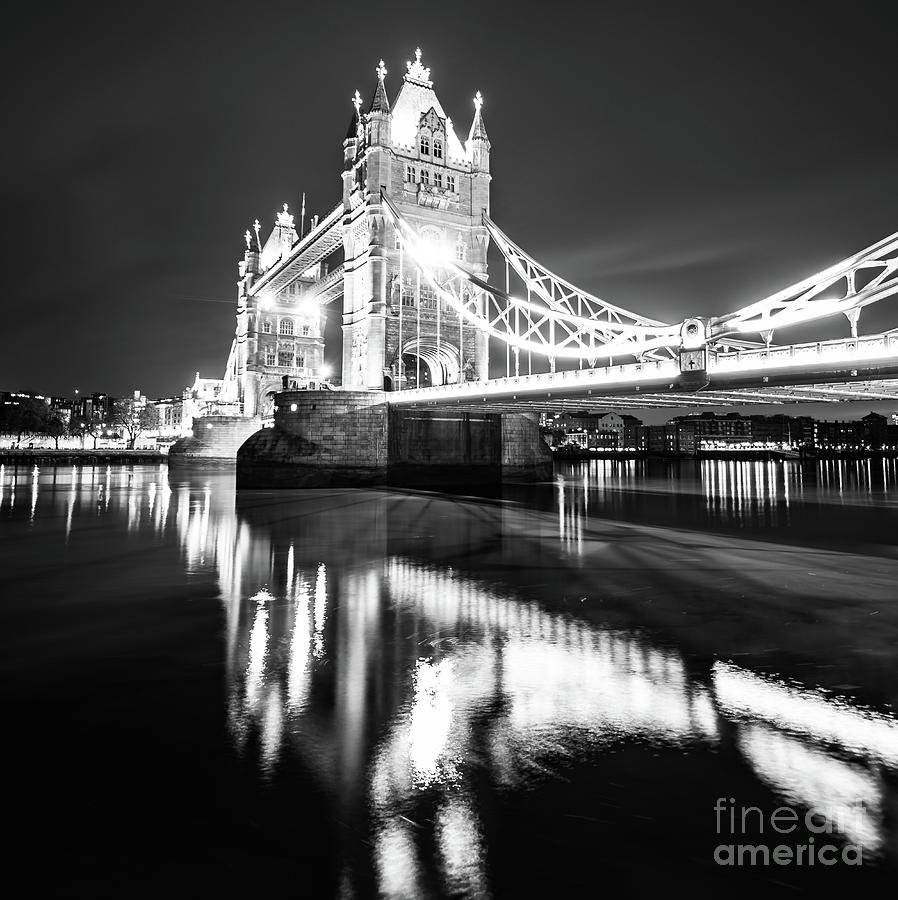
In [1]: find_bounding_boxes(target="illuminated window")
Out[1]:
[447,174,456,192]
[422,169,430,185]
[265,347,276,366]
[433,139,443,160]
[419,285,437,310]
[420,135,430,155]
[301,325,311,336]
[278,350,293,367]
[434,171,443,189]
[279,319,294,335]
[263,320,272,334]
[406,165,416,182]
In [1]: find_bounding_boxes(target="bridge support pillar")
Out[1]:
[235,392,554,489]
[168,415,263,465]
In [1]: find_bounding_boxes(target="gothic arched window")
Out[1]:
[301,325,311,336]
[420,135,430,156]
[433,139,443,160]
[422,169,430,185]
[406,165,416,182]
[262,319,272,334]
[279,319,294,336]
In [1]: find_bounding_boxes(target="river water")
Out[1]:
[2,459,897,896]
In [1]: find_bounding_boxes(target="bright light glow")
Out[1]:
[408,658,458,786]
[739,723,883,852]
[289,403,297,412]
[713,661,898,768]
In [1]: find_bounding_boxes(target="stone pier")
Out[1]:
[168,415,263,465]
[236,390,552,489]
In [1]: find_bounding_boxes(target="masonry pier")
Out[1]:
[236,390,552,489]
[168,415,263,465]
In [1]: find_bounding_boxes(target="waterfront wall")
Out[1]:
[236,390,552,489]
[168,415,263,465]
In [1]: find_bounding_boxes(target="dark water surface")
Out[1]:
[2,460,897,896]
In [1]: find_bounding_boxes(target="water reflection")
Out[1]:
[545,457,898,549]
[151,478,898,889]
[2,461,897,891]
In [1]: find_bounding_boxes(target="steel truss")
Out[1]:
[709,230,898,343]
[383,194,898,364]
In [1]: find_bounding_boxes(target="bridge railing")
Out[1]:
[711,332,898,374]
[389,357,680,404]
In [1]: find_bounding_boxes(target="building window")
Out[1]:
[433,139,443,160]
[420,135,430,155]
[406,165,416,182]
[434,171,443,189]
[301,325,311,336]
[279,319,294,335]
[419,285,437,310]
[278,350,293,367]
[296,355,305,369]
[265,348,276,366]
[263,320,272,334]
[447,174,456,192]
[401,284,416,307]
[422,169,430,185]
[455,240,466,262]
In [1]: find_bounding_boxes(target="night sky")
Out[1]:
[2,0,896,420]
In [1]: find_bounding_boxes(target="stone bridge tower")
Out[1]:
[341,50,491,391]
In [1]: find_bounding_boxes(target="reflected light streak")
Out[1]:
[713,661,898,768]
[314,563,327,657]
[29,465,39,523]
[408,658,458,787]
[245,590,272,709]
[287,578,311,712]
[739,723,883,853]
[435,797,490,899]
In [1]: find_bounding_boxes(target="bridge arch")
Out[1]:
[398,338,460,389]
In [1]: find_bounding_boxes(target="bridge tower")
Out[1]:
[233,206,328,418]
[341,50,491,391]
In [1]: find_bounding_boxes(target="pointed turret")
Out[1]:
[259,204,297,270]
[343,89,363,171]
[369,60,390,113]
[467,91,491,173]
[368,60,392,147]
[239,227,261,278]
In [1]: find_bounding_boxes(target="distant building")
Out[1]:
[78,392,116,423]
[555,412,643,450]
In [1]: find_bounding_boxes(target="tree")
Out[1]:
[1,397,49,445]
[69,413,104,449]
[110,399,159,449]
[45,410,68,450]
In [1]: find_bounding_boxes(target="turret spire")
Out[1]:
[369,60,390,113]
[469,91,489,143]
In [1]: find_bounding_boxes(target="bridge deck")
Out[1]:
[386,332,898,410]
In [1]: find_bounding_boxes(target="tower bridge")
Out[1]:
[171,48,898,482]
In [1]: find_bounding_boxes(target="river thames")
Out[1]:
[2,459,897,895]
